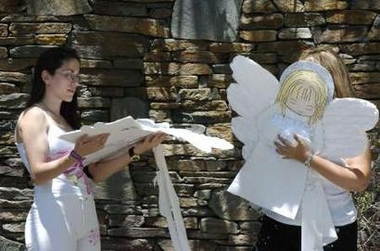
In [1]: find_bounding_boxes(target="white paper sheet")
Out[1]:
[60,116,233,166]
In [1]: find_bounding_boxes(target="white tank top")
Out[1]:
[15,110,91,198]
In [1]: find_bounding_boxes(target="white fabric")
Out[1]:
[301,170,337,250]
[154,145,191,251]
[226,55,379,251]
[149,124,232,250]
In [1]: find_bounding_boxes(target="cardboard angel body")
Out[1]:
[227,55,379,250]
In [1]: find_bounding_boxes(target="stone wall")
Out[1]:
[0,0,379,250]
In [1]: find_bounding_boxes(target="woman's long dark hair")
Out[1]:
[26,47,81,129]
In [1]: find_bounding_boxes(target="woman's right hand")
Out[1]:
[73,133,110,157]
[133,132,167,155]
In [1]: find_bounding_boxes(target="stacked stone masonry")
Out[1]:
[0,0,379,250]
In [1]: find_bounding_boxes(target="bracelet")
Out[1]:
[70,150,84,167]
[304,152,314,168]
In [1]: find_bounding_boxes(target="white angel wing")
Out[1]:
[227,55,280,158]
[231,116,258,159]
[228,55,280,118]
[319,98,379,159]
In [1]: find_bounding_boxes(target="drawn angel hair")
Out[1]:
[276,69,328,124]
[227,55,378,250]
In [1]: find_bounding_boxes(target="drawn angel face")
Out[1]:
[285,83,317,117]
[276,70,328,125]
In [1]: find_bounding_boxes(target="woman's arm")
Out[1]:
[18,107,75,185]
[275,134,372,192]
[87,132,167,183]
[310,147,371,192]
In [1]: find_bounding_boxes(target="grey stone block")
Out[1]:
[171,0,243,42]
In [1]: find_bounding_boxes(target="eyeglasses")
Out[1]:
[56,71,80,83]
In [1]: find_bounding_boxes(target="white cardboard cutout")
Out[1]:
[227,55,379,251]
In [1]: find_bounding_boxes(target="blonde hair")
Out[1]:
[299,48,354,98]
[276,70,328,124]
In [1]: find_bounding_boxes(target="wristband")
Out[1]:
[70,150,84,167]
[304,152,314,168]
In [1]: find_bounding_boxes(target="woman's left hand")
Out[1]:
[274,134,311,163]
[133,132,167,155]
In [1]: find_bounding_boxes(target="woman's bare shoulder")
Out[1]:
[17,106,48,133]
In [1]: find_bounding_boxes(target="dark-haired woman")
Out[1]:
[15,47,166,250]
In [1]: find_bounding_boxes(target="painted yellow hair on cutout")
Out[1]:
[276,70,328,125]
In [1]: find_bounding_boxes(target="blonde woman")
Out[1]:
[255,49,372,251]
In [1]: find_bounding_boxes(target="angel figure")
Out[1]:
[227,49,378,251]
